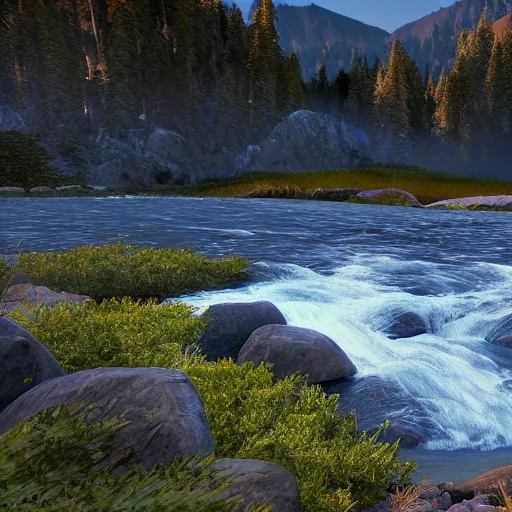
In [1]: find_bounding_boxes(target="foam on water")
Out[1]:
[182,257,512,451]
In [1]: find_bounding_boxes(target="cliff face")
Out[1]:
[276,3,389,79]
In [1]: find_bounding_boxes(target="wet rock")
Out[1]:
[198,302,287,361]
[426,196,512,211]
[0,317,64,412]
[0,284,92,315]
[444,466,512,496]
[331,375,439,447]
[238,324,357,384]
[311,188,361,201]
[0,367,214,470]
[210,458,300,512]
[485,314,512,348]
[30,186,54,193]
[0,187,25,194]
[55,185,82,191]
[355,188,422,207]
[385,312,430,340]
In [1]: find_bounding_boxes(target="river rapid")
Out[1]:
[2,196,512,481]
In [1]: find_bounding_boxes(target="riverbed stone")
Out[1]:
[485,314,512,348]
[55,185,82,191]
[0,284,92,315]
[197,301,287,361]
[238,324,357,384]
[0,367,214,470]
[0,187,25,194]
[29,186,54,193]
[210,458,300,511]
[385,312,430,339]
[0,317,65,412]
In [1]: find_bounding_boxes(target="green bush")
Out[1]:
[14,243,250,301]
[0,404,240,512]
[0,131,83,189]
[10,300,416,512]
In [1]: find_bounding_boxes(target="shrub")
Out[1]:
[0,404,239,511]
[14,243,250,301]
[0,131,83,189]
[10,300,416,512]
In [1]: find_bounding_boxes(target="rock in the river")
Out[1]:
[329,375,440,447]
[0,284,92,315]
[0,187,25,194]
[241,110,369,173]
[238,324,357,384]
[0,367,214,470]
[426,196,512,211]
[485,314,512,348]
[0,317,64,412]
[197,302,287,361]
[55,185,82,191]
[384,312,430,340]
[30,186,54,193]
[311,188,361,201]
[445,466,512,496]
[210,458,300,512]
[355,188,422,207]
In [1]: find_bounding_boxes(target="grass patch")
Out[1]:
[0,404,239,512]
[13,243,249,301]
[9,300,416,512]
[167,164,512,205]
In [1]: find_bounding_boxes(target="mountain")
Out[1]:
[389,0,512,76]
[492,12,512,38]
[276,3,389,80]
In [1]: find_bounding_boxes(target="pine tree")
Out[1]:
[486,36,505,136]
[334,69,350,111]
[281,53,306,114]
[500,31,512,135]
[425,74,436,130]
[346,55,373,122]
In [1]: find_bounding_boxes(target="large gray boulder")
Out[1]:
[0,367,214,470]
[383,311,430,340]
[485,314,512,348]
[198,301,287,361]
[0,318,64,412]
[355,188,422,207]
[427,196,512,211]
[238,324,357,384]
[210,458,300,512]
[243,110,369,173]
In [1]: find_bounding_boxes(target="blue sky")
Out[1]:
[236,0,457,33]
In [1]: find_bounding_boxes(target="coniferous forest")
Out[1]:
[0,0,511,185]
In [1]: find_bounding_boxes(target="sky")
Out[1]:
[236,0,457,33]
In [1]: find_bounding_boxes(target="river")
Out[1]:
[2,196,512,482]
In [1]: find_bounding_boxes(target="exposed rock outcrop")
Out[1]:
[426,196,512,210]
[355,188,422,207]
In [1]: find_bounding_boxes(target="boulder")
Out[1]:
[439,492,453,511]
[243,110,369,173]
[311,188,361,201]
[0,367,214,470]
[426,196,512,211]
[0,104,27,132]
[0,284,92,315]
[145,128,186,165]
[405,499,434,512]
[355,188,422,207]
[0,187,25,194]
[485,314,512,348]
[329,375,440,447]
[55,185,82,191]
[238,324,357,384]
[445,467,512,496]
[0,317,64,412]
[198,302,287,361]
[446,496,494,512]
[30,186,54,193]
[210,458,300,512]
[384,311,430,340]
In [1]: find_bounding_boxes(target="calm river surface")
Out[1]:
[2,196,512,481]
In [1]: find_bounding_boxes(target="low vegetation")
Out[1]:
[0,131,83,189]
[171,165,512,205]
[9,299,416,512]
[13,243,249,301]
[0,404,239,512]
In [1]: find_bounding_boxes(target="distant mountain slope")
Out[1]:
[389,0,512,76]
[492,12,512,37]
[276,3,389,80]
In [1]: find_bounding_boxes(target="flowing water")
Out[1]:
[2,196,512,480]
